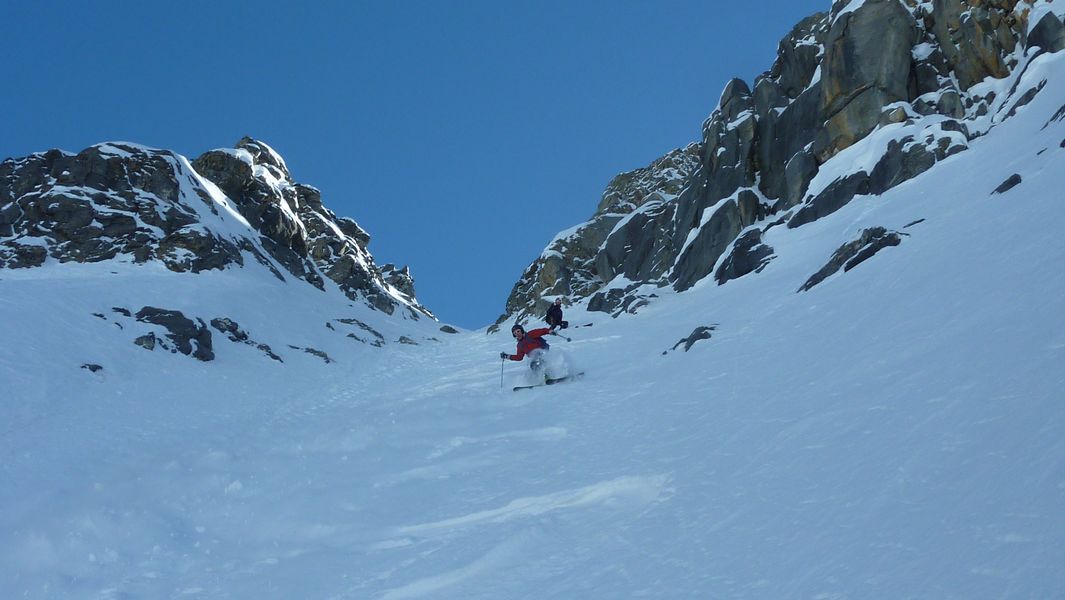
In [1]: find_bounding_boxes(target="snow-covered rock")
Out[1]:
[0,138,449,366]
[499,0,1065,326]
[1,137,432,321]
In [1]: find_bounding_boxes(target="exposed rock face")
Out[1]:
[210,317,283,362]
[135,307,215,361]
[499,0,1058,323]
[190,137,429,317]
[1,138,432,320]
[380,263,417,298]
[0,144,246,271]
[498,144,701,321]
[714,229,776,285]
[927,0,1024,90]
[587,285,658,318]
[288,345,334,364]
[333,318,386,347]
[815,0,919,162]
[798,226,905,292]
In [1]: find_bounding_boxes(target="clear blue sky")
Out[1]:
[2,0,828,329]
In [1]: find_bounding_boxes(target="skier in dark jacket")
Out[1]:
[501,324,551,374]
[545,297,569,331]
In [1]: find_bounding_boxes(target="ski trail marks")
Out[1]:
[426,427,568,460]
[392,474,670,537]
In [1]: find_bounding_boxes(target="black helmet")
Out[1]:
[511,323,525,334]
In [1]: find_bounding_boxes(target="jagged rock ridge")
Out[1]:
[0,137,432,320]
[499,0,1063,325]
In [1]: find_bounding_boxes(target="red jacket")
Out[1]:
[508,328,551,361]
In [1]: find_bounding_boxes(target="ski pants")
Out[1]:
[528,349,546,374]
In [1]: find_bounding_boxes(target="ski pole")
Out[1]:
[550,332,571,342]
[500,358,505,389]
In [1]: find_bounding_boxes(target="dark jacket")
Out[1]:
[507,328,551,361]
[546,304,565,328]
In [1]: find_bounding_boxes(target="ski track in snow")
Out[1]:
[391,474,670,538]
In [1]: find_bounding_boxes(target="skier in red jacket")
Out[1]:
[501,324,551,375]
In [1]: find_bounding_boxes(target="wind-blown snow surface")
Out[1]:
[5,60,1065,600]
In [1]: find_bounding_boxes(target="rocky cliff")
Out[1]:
[497,0,1065,325]
[0,137,432,320]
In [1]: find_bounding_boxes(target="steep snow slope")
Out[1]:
[4,32,1065,600]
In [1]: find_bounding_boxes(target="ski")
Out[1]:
[512,373,584,391]
[547,373,583,385]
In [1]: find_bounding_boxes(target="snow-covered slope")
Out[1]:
[4,38,1065,599]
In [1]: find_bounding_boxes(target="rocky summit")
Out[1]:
[0,136,432,320]
[498,0,1064,325]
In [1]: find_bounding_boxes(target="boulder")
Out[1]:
[1027,11,1065,53]
[993,173,1022,194]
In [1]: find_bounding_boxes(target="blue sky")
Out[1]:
[2,0,828,329]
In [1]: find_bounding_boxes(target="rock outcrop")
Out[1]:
[498,0,1062,324]
[1,138,432,320]
[134,307,215,362]
[798,226,906,292]
[497,144,701,322]
[662,324,718,355]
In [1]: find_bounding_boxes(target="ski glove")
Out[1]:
[500,352,509,360]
